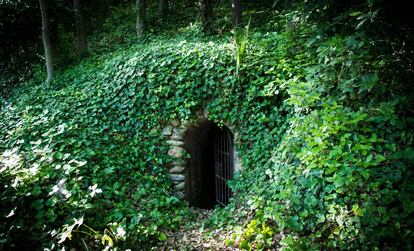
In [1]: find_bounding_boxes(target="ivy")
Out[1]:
[1,2,414,250]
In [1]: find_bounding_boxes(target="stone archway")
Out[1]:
[162,119,238,208]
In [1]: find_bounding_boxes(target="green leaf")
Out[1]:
[158,232,167,241]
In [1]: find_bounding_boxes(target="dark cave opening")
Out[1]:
[183,120,234,209]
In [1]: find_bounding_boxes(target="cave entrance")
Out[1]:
[184,120,234,209]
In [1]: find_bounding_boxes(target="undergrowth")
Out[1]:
[1,1,413,250]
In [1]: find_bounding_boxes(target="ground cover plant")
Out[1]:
[1,0,413,250]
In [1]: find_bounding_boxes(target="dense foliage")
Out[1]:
[1,0,413,250]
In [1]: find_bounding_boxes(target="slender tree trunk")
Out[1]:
[159,0,167,20]
[232,0,242,27]
[200,0,213,33]
[136,0,146,37]
[39,0,53,83]
[74,0,87,53]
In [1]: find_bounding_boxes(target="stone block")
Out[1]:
[172,159,186,166]
[169,166,186,174]
[167,146,186,158]
[166,139,184,147]
[174,181,185,191]
[175,191,185,199]
[171,127,185,140]
[168,174,185,182]
[162,126,173,137]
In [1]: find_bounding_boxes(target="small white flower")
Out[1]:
[116,226,126,238]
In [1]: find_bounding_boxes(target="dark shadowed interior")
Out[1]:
[183,120,221,209]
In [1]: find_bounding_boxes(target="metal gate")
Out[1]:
[214,127,234,206]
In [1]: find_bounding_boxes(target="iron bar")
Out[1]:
[214,127,234,206]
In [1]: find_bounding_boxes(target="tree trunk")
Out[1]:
[39,0,53,83]
[159,0,167,20]
[74,0,87,53]
[232,0,242,27]
[200,0,213,33]
[136,0,146,37]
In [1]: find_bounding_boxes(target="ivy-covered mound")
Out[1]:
[1,2,414,250]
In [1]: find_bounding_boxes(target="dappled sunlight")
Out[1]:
[49,179,71,199]
[1,148,22,171]
[1,0,413,249]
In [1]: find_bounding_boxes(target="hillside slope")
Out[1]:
[1,2,413,250]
